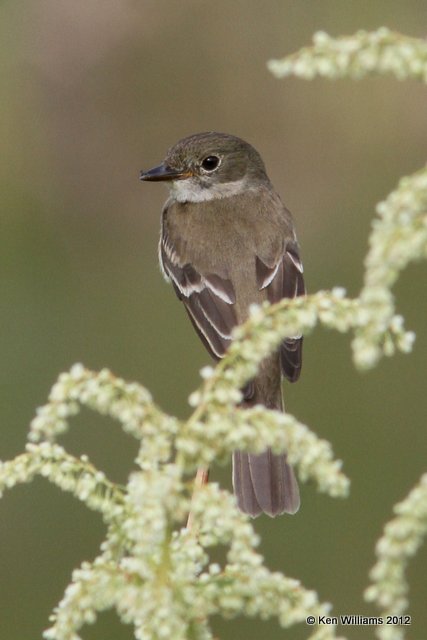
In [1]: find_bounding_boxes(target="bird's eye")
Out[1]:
[201,155,220,172]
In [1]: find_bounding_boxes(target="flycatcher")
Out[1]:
[140,132,305,517]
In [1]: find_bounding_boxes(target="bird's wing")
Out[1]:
[255,241,305,382]
[160,204,305,383]
[160,226,237,361]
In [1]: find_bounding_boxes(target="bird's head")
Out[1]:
[140,132,269,202]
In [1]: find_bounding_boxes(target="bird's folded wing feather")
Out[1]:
[160,212,305,382]
[160,230,236,360]
[256,241,305,382]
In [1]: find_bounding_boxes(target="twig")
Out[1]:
[186,467,210,531]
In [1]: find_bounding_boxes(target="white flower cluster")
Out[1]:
[0,442,124,519]
[365,474,427,640]
[354,167,427,368]
[46,483,343,640]
[29,363,175,443]
[0,363,345,639]
[269,30,426,369]
[178,404,349,497]
[268,28,427,82]
[191,286,412,384]
[191,290,353,417]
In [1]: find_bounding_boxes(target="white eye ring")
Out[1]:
[200,155,221,173]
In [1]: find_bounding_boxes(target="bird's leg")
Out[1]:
[186,467,210,531]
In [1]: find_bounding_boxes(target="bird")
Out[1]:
[140,132,305,517]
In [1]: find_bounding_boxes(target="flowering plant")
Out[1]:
[1,28,426,640]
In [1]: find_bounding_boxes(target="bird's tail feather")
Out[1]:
[233,355,300,518]
[232,449,300,517]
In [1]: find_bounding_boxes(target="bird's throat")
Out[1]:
[169,176,248,203]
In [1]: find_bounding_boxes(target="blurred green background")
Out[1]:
[1,2,426,639]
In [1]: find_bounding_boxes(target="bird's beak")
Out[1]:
[139,163,193,182]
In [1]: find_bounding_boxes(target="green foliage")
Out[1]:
[1,28,426,640]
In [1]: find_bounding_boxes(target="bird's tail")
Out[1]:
[232,449,299,517]
[232,357,300,517]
